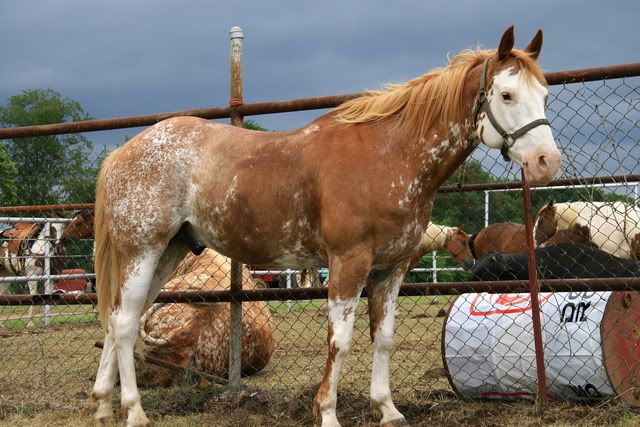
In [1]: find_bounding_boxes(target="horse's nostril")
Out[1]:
[538,155,548,170]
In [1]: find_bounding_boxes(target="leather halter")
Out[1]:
[472,58,550,161]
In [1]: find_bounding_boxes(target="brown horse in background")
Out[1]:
[91,28,560,427]
[60,209,94,243]
[468,222,528,260]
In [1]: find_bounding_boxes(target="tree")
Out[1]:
[0,144,18,205]
[243,119,268,131]
[0,89,94,205]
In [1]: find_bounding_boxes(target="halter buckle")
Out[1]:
[505,135,515,148]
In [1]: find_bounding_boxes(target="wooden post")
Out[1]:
[521,169,548,405]
[228,25,244,392]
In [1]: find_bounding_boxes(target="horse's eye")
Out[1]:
[501,92,512,102]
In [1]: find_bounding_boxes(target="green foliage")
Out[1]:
[0,144,18,205]
[243,119,268,131]
[0,89,94,205]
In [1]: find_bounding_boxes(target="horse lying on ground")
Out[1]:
[0,221,65,326]
[470,242,640,281]
[535,201,640,259]
[411,222,474,269]
[91,27,560,427]
[138,249,274,386]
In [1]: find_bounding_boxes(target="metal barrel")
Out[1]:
[442,291,640,405]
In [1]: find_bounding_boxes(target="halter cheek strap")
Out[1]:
[472,58,550,162]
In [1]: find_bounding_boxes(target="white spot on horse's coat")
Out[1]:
[303,124,320,135]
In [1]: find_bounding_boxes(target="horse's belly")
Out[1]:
[190,217,326,268]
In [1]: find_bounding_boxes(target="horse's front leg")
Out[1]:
[314,246,372,427]
[367,261,410,426]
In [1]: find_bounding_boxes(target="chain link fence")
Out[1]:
[1,71,639,421]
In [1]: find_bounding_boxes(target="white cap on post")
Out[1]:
[229,26,243,40]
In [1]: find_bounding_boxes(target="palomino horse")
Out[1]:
[0,221,65,326]
[138,249,274,386]
[92,27,560,426]
[534,201,640,259]
[410,222,474,269]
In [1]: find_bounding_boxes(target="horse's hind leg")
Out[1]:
[367,262,409,426]
[92,242,188,425]
[314,246,372,427]
[93,324,118,424]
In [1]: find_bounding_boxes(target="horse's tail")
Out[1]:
[94,150,122,330]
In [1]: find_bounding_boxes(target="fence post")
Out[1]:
[521,169,548,405]
[228,25,244,392]
[43,220,53,326]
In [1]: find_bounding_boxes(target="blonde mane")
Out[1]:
[334,48,546,139]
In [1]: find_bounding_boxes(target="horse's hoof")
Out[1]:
[381,418,409,427]
[94,415,111,426]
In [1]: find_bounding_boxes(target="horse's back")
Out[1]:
[558,202,640,258]
[475,222,526,256]
[99,116,330,266]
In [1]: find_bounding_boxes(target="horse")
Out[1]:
[410,222,474,269]
[0,220,65,327]
[534,201,640,259]
[470,242,640,281]
[60,209,94,242]
[138,248,274,386]
[467,222,528,261]
[91,27,560,427]
[61,209,324,289]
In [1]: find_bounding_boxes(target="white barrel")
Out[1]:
[442,291,640,405]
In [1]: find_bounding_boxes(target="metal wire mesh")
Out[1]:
[0,75,639,420]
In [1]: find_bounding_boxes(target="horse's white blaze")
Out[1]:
[319,297,360,427]
[479,67,561,183]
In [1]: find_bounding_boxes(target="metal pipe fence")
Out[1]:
[1,29,640,421]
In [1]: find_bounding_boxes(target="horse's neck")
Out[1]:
[421,223,449,252]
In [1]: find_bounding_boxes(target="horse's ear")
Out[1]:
[548,199,554,207]
[524,29,543,60]
[497,25,515,61]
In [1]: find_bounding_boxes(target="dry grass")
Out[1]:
[1,298,639,426]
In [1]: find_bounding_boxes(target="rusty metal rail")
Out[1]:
[1,278,639,306]
[0,62,638,140]
[1,174,637,214]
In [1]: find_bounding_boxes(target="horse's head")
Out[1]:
[534,201,557,246]
[474,26,561,184]
[60,209,95,243]
[444,226,475,270]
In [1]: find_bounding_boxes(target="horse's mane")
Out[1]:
[334,48,546,139]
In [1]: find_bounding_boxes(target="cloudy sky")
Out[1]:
[0,0,638,155]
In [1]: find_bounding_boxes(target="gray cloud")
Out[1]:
[1,0,638,148]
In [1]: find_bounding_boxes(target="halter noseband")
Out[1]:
[472,58,550,161]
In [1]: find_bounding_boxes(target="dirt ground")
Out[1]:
[1,297,639,426]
